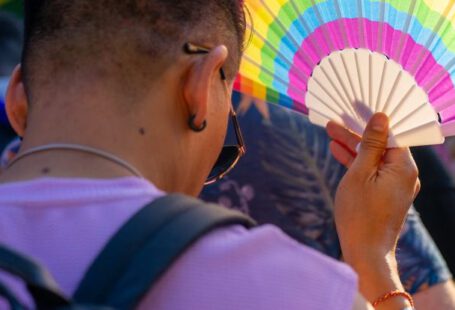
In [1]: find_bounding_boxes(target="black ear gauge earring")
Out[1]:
[189,115,207,132]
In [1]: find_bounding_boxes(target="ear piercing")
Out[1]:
[189,115,207,132]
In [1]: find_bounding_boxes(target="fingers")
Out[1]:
[329,141,355,168]
[354,113,389,173]
[326,114,416,182]
[326,121,361,167]
[326,121,361,153]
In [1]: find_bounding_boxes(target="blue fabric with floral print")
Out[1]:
[201,92,452,294]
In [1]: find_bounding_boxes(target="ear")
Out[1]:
[6,65,29,137]
[183,45,228,128]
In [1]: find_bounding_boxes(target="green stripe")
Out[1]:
[375,0,455,52]
[255,0,323,94]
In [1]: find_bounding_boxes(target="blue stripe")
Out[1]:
[262,0,455,92]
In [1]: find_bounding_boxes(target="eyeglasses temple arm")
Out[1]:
[230,105,246,155]
[185,43,245,155]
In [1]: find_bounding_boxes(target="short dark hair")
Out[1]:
[22,0,246,100]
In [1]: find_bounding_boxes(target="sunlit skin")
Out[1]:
[4,46,230,197]
[327,119,455,309]
[327,115,419,309]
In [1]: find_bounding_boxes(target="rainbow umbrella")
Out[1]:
[237,0,455,147]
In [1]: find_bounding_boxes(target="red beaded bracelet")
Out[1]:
[372,290,415,308]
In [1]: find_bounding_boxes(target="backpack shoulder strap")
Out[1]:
[74,194,256,309]
[0,244,71,309]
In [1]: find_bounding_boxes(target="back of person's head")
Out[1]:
[5,0,248,195]
[22,0,246,102]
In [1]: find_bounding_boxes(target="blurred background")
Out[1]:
[0,0,22,153]
[1,0,454,294]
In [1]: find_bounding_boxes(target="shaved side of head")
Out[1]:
[22,0,246,103]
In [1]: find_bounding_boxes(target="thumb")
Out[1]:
[354,113,389,172]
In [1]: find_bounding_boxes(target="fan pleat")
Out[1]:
[390,101,431,131]
[441,119,455,136]
[333,0,351,47]
[387,86,419,122]
[376,0,387,53]
[312,65,356,116]
[410,1,453,75]
[237,0,455,145]
[393,1,417,62]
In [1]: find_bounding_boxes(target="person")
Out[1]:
[0,0,430,308]
[0,6,453,307]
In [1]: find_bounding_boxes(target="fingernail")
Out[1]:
[371,114,388,132]
[355,143,361,153]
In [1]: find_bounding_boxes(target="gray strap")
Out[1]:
[0,245,70,309]
[74,194,255,308]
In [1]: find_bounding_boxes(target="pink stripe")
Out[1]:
[288,19,455,121]
[294,102,308,114]
[440,100,455,122]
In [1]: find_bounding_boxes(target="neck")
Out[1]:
[8,143,145,178]
[2,91,201,196]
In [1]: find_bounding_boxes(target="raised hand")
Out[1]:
[326,113,420,309]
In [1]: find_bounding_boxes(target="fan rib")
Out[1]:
[369,53,374,110]
[375,57,388,112]
[393,120,442,142]
[310,0,335,52]
[334,0,350,47]
[326,57,362,120]
[393,0,417,62]
[309,109,335,127]
[402,0,427,69]
[248,27,308,83]
[388,85,417,121]
[357,0,366,48]
[243,55,301,96]
[310,75,351,116]
[426,56,455,93]
[441,120,455,136]
[382,71,403,115]
[289,0,325,59]
[409,2,453,75]
[258,0,301,50]
[317,65,353,113]
[340,53,362,112]
[308,90,345,117]
[376,0,386,52]
[431,87,455,113]
[390,101,429,131]
[354,52,366,104]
